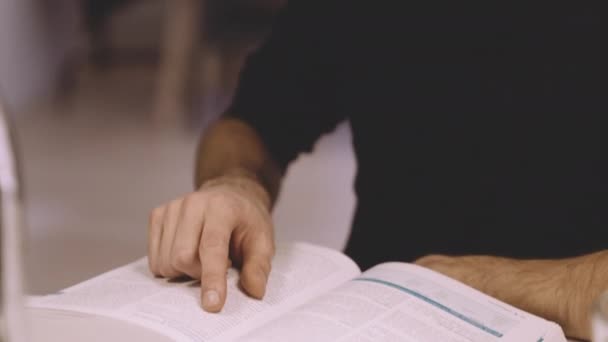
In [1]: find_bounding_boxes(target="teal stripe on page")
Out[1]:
[354,277,504,338]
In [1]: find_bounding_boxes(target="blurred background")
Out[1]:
[0,0,355,294]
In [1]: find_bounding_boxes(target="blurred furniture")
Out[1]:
[83,0,136,66]
[77,0,198,123]
[154,0,284,124]
[154,0,203,123]
[77,0,283,123]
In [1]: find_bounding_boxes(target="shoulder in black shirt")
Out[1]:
[230,1,608,269]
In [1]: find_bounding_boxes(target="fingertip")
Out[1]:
[148,263,161,278]
[240,265,268,300]
[201,288,225,313]
[200,271,227,312]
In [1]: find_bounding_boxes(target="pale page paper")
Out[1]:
[27,243,360,342]
[243,262,567,342]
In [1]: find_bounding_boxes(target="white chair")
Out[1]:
[0,98,27,341]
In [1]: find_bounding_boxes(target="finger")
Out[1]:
[199,209,234,313]
[159,199,184,278]
[239,232,274,300]
[170,193,206,278]
[148,206,166,276]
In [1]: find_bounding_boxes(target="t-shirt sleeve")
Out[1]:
[228,1,345,169]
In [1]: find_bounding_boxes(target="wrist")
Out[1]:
[200,168,273,210]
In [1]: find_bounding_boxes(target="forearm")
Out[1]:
[478,256,584,338]
[418,251,608,340]
[195,117,283,206]
[509,251,608,340]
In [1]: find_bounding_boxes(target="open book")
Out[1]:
[27,243,567,342]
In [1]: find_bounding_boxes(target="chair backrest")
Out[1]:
[0,99,26,341]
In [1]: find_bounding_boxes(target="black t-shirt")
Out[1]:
[230,1,608,269]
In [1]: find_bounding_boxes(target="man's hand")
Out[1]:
[148,173,275,313]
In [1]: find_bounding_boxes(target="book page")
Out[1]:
[242,262,567,342]
[27,242,360,342]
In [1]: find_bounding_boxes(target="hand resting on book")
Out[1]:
[147,173,275,313]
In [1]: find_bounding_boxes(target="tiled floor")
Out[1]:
[15,64,356,294]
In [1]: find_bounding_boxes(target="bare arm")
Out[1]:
[148,117,283,312]
[194,117,282,202]
[417,250,608,340]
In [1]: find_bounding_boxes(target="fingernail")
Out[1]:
[203,290,220,309]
